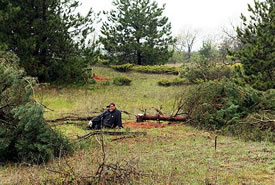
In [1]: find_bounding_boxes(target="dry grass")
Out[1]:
[1,124,274,184]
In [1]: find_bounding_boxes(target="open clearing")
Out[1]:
[0,67,274,184]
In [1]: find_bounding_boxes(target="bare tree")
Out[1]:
[176,27,200,62]
[174,34,186,52]
[218,20,243,64]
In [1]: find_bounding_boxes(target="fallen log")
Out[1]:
[77,131,147,140]
[136,114,188,122]
[46,110,131,123]
[46,116,94,123]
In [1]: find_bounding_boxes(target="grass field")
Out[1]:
[39,66,183,120]
[0,66,274,184]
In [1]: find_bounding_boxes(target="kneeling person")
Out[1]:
[87,103,123,129]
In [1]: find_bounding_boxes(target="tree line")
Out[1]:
[0,0,274,89]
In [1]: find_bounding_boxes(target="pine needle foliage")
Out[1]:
[0,0,97,82]
[0,51,71,164]
[181,79,274,142]
[233,0,275,90]
[100,0,175,65]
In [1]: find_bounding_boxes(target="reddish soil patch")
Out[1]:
[123,122,167,129]
[92,74,111,82]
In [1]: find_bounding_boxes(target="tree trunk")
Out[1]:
[137,50,142,65]
[136,114,188,122]
[137,37,142,65]
[41,0,48,67]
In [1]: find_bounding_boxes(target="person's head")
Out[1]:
[108,103,116,112]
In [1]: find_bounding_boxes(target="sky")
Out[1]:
[78,0,256,49]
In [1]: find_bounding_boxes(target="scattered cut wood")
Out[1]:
[136,114,188,122]
[77,131,147,140]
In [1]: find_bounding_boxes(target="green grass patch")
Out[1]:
[37,67,183,120]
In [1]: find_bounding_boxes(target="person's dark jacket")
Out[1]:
[91,109,123,129]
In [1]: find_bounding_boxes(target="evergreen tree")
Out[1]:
[100,0,175,65]
[234,0,275,90]
[0,51,71,164]
[0,0,96,82]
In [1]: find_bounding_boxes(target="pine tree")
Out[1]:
[234,0,275,90]
[0,0,96,82]
[0,51,71,164]
[100,0,175,65]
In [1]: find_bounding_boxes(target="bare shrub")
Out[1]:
[38,135,145,185]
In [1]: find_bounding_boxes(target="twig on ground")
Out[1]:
[111,135,137,141]
[38,102,54,112]
[77,131,147,141]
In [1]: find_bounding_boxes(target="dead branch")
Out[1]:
[138,108,147,115]
[46,116,94,123]
[152,106,163,115]
[171,94,187,117]
[121,110,132,115]
[111,135,136,142]
[95,134,106,182]
[240,119,275,131]
[46,111,133,123]
[77,131,147,140]
[38,102,54,112]
[247,119,275,124]
[46,131,148,184]
[93,134,146,184]
[61,112,96,116]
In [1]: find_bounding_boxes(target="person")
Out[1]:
[86,103,123,129]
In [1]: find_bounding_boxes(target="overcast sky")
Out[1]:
[78,0,256,49]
